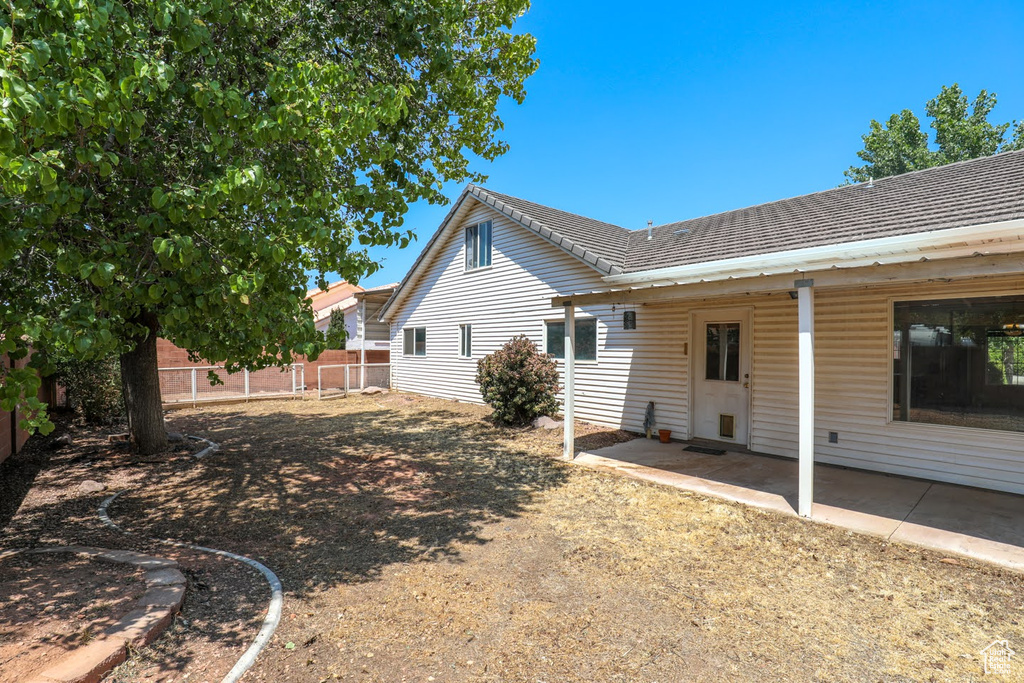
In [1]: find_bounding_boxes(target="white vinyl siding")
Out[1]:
[389,195,1024,495]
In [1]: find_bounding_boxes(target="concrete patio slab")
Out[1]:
[576,439,1024,573]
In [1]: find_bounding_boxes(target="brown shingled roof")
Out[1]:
[622,150,1024,273]
[482,150,1024,275]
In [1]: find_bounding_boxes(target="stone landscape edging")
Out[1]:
[1,545,187,683]
[97,435,283,683]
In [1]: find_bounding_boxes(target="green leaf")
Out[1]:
[1,27,11,50]
[151,187,168,209]
[39,166,57,187]
[31,40,51,67]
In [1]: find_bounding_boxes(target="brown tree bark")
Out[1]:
[119,311,168,455]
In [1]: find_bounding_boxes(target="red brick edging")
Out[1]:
[6,546,186,683]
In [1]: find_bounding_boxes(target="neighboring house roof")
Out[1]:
[381,150,1024,319]
[313,295,358,326]
[307,280,363,312]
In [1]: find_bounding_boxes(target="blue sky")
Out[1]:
[347,0,1024,289]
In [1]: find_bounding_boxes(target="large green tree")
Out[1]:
[1,1,537,452]
[845,84,1021,183]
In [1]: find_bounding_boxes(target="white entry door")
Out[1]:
[692,310,751,445]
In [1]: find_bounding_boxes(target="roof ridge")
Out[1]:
[644,149,1024,231]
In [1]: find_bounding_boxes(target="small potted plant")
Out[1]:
[658,429,672,443]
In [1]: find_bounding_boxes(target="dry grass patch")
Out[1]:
[4,393,1023,681]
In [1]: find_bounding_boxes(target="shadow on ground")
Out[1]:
[114,397,573,594]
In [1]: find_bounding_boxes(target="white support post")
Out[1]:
[360,347,366,391]
[796,279,815,518]
[191,368,197,406]
[291,365,296,396]
[244,368,250,400]
[562,302,576,461]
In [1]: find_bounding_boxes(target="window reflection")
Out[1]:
[893,296,1024,432]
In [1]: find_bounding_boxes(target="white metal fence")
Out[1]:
[159,365,305,405]
[317,363,391,400]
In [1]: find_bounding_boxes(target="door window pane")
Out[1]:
[706,323,740,381]
[893,295,1024,432]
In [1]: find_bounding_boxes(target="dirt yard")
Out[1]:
[2,394,1022,682]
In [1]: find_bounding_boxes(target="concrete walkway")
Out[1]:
[575,439,1024,573]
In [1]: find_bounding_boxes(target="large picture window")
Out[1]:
[465,220,492,270]
[403,327,426,356]
[892,295,1024,433]
[546,318,598,361]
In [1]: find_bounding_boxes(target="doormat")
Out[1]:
[684,445,726,456]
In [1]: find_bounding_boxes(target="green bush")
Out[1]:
[325,307,347,350]
[53,353,125,424]
[476,335,560,426]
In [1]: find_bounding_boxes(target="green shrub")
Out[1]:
[476,335,560,426]
[53,352,125,424]
[326,307,347,350]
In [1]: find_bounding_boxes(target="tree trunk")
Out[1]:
[120,311,168,455]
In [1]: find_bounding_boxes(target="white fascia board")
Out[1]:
[604,218,1024,286]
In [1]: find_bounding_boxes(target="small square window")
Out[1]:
[465,220,492,270]
[460,324,472,358]
[545,318,598,361]
[403,327,426,356]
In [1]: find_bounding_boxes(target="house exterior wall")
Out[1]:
[387,200,692,432]
[389,197,1024,495]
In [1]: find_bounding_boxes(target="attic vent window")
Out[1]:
[673,228,691,236]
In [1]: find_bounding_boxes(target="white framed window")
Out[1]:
[403,327,426,356]
[545,318,598,361]
[459,324,472,358]
[892,294,1024,433]
[465,220,492,270]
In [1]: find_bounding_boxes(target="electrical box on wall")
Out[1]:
[623,310,636,330]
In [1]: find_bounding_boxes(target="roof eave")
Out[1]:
[604,217,1024,287]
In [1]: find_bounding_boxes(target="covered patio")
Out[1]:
[576,438,1024,573]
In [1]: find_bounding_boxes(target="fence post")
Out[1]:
[360,348,366,390]
[244,368,250,401]
[345,364,350,397]
[191,368,197,406]
[291,365,297,397]
[317,365,322,400]
[300,365,305,398]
